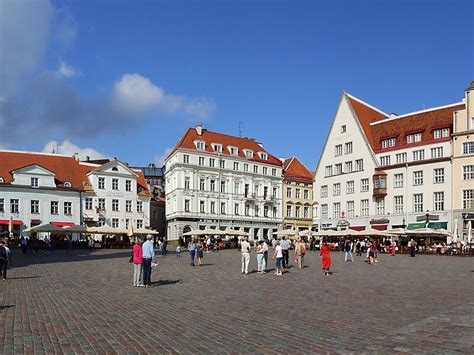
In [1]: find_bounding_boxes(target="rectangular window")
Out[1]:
[295,205,300,218]
[31,177,39,188]
[356,159,364,171]
[413,193,423,212]
[347,201,354,217]
[381,138,395,148]
[31,200,39,214]
[112,218,119,228]
[98,218,105,227]
[262,167,267,175]
[361,178,369,192]
[253,165,258,174]
[0,199,4,212]
[98,177,105,189]
[184,199,190,212]
[295,188,300,199]
[304,206,309,218]
[345,142,353,154]
[345,161,353,173]
[112,199,119,212]
[136,220,143,229]
[375,198,385,215]
[434,168,445,184]
[321,185,328,198]
[200,178,205,191]
[244,163,249,172]
[333,203,341,219]
[210,201,215,214]
[303,189,309,199]
[346,180,354,194]
[335,144,343,156]
[396,153,407,164]
[220,181,226,193]
[434,128,449,139]
[125,180,132,192]
[10,199,19,213]
[380,156,391,166]
[394,195,404,214]
[198,157,205,166]
[325,165,333,177]
[210,179,216,192]
[213,144,222,153]
[272,168,276,176]
[85,198,93,210]
[321,204,328,219]
[463,142,474,154]
[413,171,423,186]
[137,201,143,213]
[245,204,250,216]
[394,173,404,188]
[219,159,225,169]
[463,190,474,209]
[221,202,226,214]
[254,205,259,217]
[184,176,190,190]
[234,182,241,195]
[413,150,425,161]
[196,141,205,150]
[112,178,119,190]
[333,183,341,196]
[200,201,205,213]
[434,192,444,211]
[407,133,422,144]
[209,158,215,168]
[234,203,239,215]
[463,165,474,180]
[360,199,369,217]
[287,187,292,198]
[183,154,190,164]
[431,147,443,158]
[98,198,105,210]
[126,200,132,213]
[230,147,238,155]
[245,150,253,158]
[64,202,72,215]
[273,187,278,199]
[286,204,292,217]
[341,125,346,133]
[49,201,58,215]
[335,163,342,175]
[233,162,239,171]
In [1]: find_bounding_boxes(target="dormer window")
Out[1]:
[258,152,268,160]
[212,143,222,153]
[433,128,450,139]
[31,177,39,188]
[407,133,422,144]
[244,149,253,159]
[381,138,396,148]
[195,140,205,150]
[228,146,238,155]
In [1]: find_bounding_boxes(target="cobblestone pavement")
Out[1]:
[0,248,473,354]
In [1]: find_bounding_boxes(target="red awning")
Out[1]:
[372,224,388,231]
[51,222,75,227]
[0,219,22,226]
[350,226,366,231]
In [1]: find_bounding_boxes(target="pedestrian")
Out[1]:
[161,237,168,256]
[256,240,265,273]
[355,239,362,256]
[368,240,377,265]
[132,240,144,287]
[240,237,251,275]
[262,239,269,272]
[88,237,94,252]
[391,240,396,256]
[410,239,417,257]
[176,244,181,257]
[272,241,283,276]
[66,236,73,255]
[0,239,8,280]
[319,239,333,276]
[295,238,306,269]
[142,234,155,287]
[188,239,196,266]
[20,237,28,255]
[280,236,290,269]
[196,239,204,266]
[344,240,353,262]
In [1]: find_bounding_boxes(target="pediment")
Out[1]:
[11,164,56,177]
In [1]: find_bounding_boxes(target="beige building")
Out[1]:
[282,157,314,232]
[452,81,474,240]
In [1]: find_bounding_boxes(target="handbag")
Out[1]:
[151,256,159,268]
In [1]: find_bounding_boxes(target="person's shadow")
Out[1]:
[151,279,182,286]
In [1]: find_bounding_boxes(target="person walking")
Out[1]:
[272,241,283,276]
[196,239,204,266]
[410,239,417,257]
[262,239,269,272]
[280,236,290,269]
[319,239,333,276]
[142,235,155,287]
[161,237,168,256]
[188,239,197,266]
[240,237,251,275]
[0,240,8,280]
[88,237,94,252]
[295,238,306,269]
[20,237,28,255]
[391,240,396,256]
[344,240,353,262]
[132,240,143,287]
[256,240,266,273]
[176,244,181,258]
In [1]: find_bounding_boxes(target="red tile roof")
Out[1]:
[346,94,464,153]
[168,127,282,166]
[283,157,314,182]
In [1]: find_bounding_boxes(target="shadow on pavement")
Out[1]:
[151,279,182,286]
[7,275,41,280]
[0,305,15,310]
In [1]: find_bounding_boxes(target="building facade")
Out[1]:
[452,82,474,239]
[282,157,314,231]
[165,125,283,241]
[314,91,464,232]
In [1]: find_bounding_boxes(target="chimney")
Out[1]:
[73,153,79,161]
[195,124,203,136]
[148,163,155,169]
[86,156,90,162]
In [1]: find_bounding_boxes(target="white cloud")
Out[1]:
[56,59,79,78]
[42,140,107,161]
[153,147,173,167]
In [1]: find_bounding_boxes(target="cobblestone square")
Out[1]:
[1,248,473,354]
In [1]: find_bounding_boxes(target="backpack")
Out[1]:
[299,243,306,255]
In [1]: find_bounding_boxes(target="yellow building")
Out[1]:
[282,157,314,232]
[452,81,474,239]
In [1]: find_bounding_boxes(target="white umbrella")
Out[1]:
[408,228,452,237]
[362,228,396,237]
[221,230,249,237]
[386,228,407,236]
[452,219,458,243]
[134,228,159,235]
[183,228,226,237]
[467,221,472,245]
[127,221,134,237]
[273,229,297,237]
[87,225,127,234]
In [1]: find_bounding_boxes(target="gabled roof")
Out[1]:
[283,157,314,182]
[168,127,282,166]
[346,94,464,153]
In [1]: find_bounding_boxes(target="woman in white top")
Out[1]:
[272,241,283,276]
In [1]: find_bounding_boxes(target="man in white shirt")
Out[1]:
[240,237,251,275]
[280,237,290,269]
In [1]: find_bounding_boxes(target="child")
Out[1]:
[176,245,181,258]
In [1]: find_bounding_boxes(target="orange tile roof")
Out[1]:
[346,94,464,152]
[169,127,282,166]
[283,157,314,182]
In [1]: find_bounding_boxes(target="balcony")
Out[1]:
[244,193,257,201]
[373,171,387,197]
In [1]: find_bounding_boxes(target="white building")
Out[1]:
[165,125,283,240]
[314,93,462,232]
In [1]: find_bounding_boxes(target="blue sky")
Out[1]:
[1,0,472,169]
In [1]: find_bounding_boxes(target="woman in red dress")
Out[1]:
[319,240,333,276]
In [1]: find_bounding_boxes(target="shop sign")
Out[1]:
[370,218,389,225]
